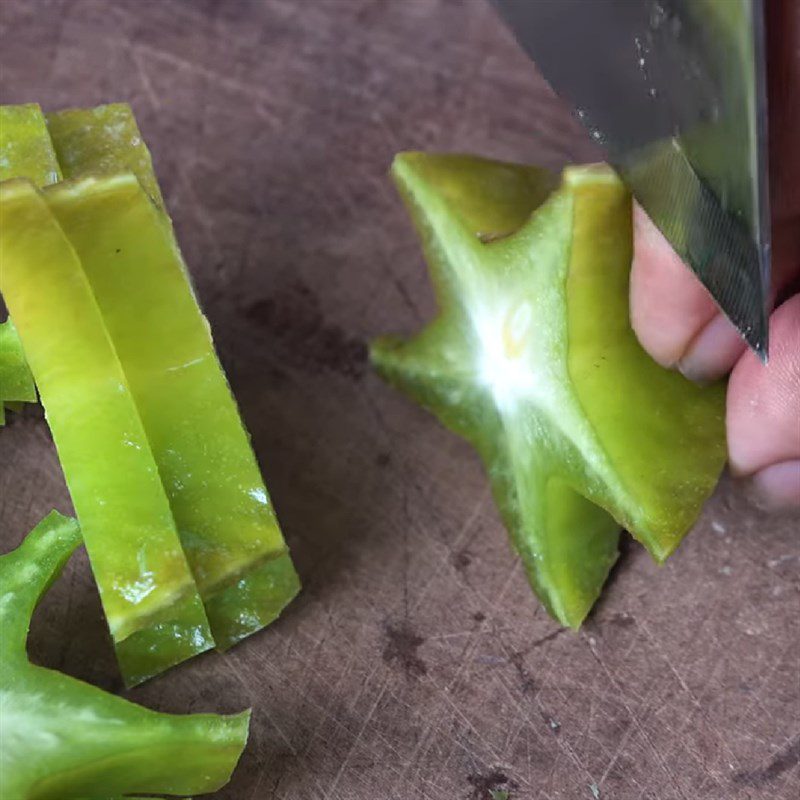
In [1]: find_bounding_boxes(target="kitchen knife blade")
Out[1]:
[493,0,770,359]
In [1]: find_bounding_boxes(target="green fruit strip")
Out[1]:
[1,319,36,426]
[1,103,298,660]
[0,319,36,403]
[46,103,165,210]
[0,105,57,421]
[0,179,214,683]
[47,104,299,648]
[0,103,62,186]
[47,168,298,649]
[372,153,725,627]
[1,104,219,682]
[1,103,218,683]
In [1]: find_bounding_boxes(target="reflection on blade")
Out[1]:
[492,0,770,358]
[620,139,768,358]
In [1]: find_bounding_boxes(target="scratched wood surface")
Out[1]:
[1,1,798,798]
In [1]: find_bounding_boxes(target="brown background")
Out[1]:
[0,1,798,798]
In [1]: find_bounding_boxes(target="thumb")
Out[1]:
[727,293,800,508]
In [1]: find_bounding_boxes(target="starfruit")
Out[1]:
[0,177,216,682]
[45,104,300,651]
[0,102,299,678]
[0,104,58,423]
[372,154,726,627]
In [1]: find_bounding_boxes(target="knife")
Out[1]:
[492,0,771,360]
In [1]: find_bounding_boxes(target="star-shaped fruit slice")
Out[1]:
[372,154,726,627]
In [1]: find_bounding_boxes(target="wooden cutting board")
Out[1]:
[1,1,797,798]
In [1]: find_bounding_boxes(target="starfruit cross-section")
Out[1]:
[372,153,726,627]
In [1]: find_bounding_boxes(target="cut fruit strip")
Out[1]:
[0,104,60,422]
[47,103,166,211]
[1,512,249,800]
[1,319,36,424]
[0,179,214,684]
[47,104,299,649]
[372,153,726,627]
[0,105,216,681]
[1,102,298,652]
[0,103,61,186]
[47,171,296,649]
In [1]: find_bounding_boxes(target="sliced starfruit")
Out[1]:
[0,103,61,186]
[0,178,214,684]
[46,104,300,649]
[47,103,166,209]
[1,102,299,659]
[0,512,249,800]
[46,169,297,649]
[372,153,726,627]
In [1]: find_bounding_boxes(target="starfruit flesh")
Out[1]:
[0,104,57,422]
[372,153,726,627]
[0,178,214,680]
[1,104,217,682]
[47,103,166,209]
[45,104,300,649]
[0,103,61,186]
[45,169,296,647]
[0,318,36,423]
[1,102,299,659]
[564,167,727,559]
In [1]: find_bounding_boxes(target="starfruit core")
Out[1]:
[0,512,249,800]
[372,153,727,628]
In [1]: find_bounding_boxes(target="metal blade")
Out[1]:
[493,0,770,359]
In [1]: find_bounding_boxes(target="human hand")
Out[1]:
[629,0,800,509]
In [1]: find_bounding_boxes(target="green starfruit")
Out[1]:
[45,168,297,650]
[0,103,61,186]
[0,102,299,667]
[372,153,726,627]
[0,511,249,799]
[0,178,215,683]
[46,104,166,210]
[0,104,57,423]
[45,104,300,650]
[0,318,36,424]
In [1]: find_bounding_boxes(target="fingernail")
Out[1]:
[678,314,747,382]
[750,461,800,510]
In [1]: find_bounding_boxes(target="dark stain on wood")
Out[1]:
[453,547,473,572]
[467,768,516,800]
[508,650,537,694]
[382,619,427,679]
[733,736,800,787]
[245,281,367,379]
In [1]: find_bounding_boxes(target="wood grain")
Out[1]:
[1,1,798,798]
